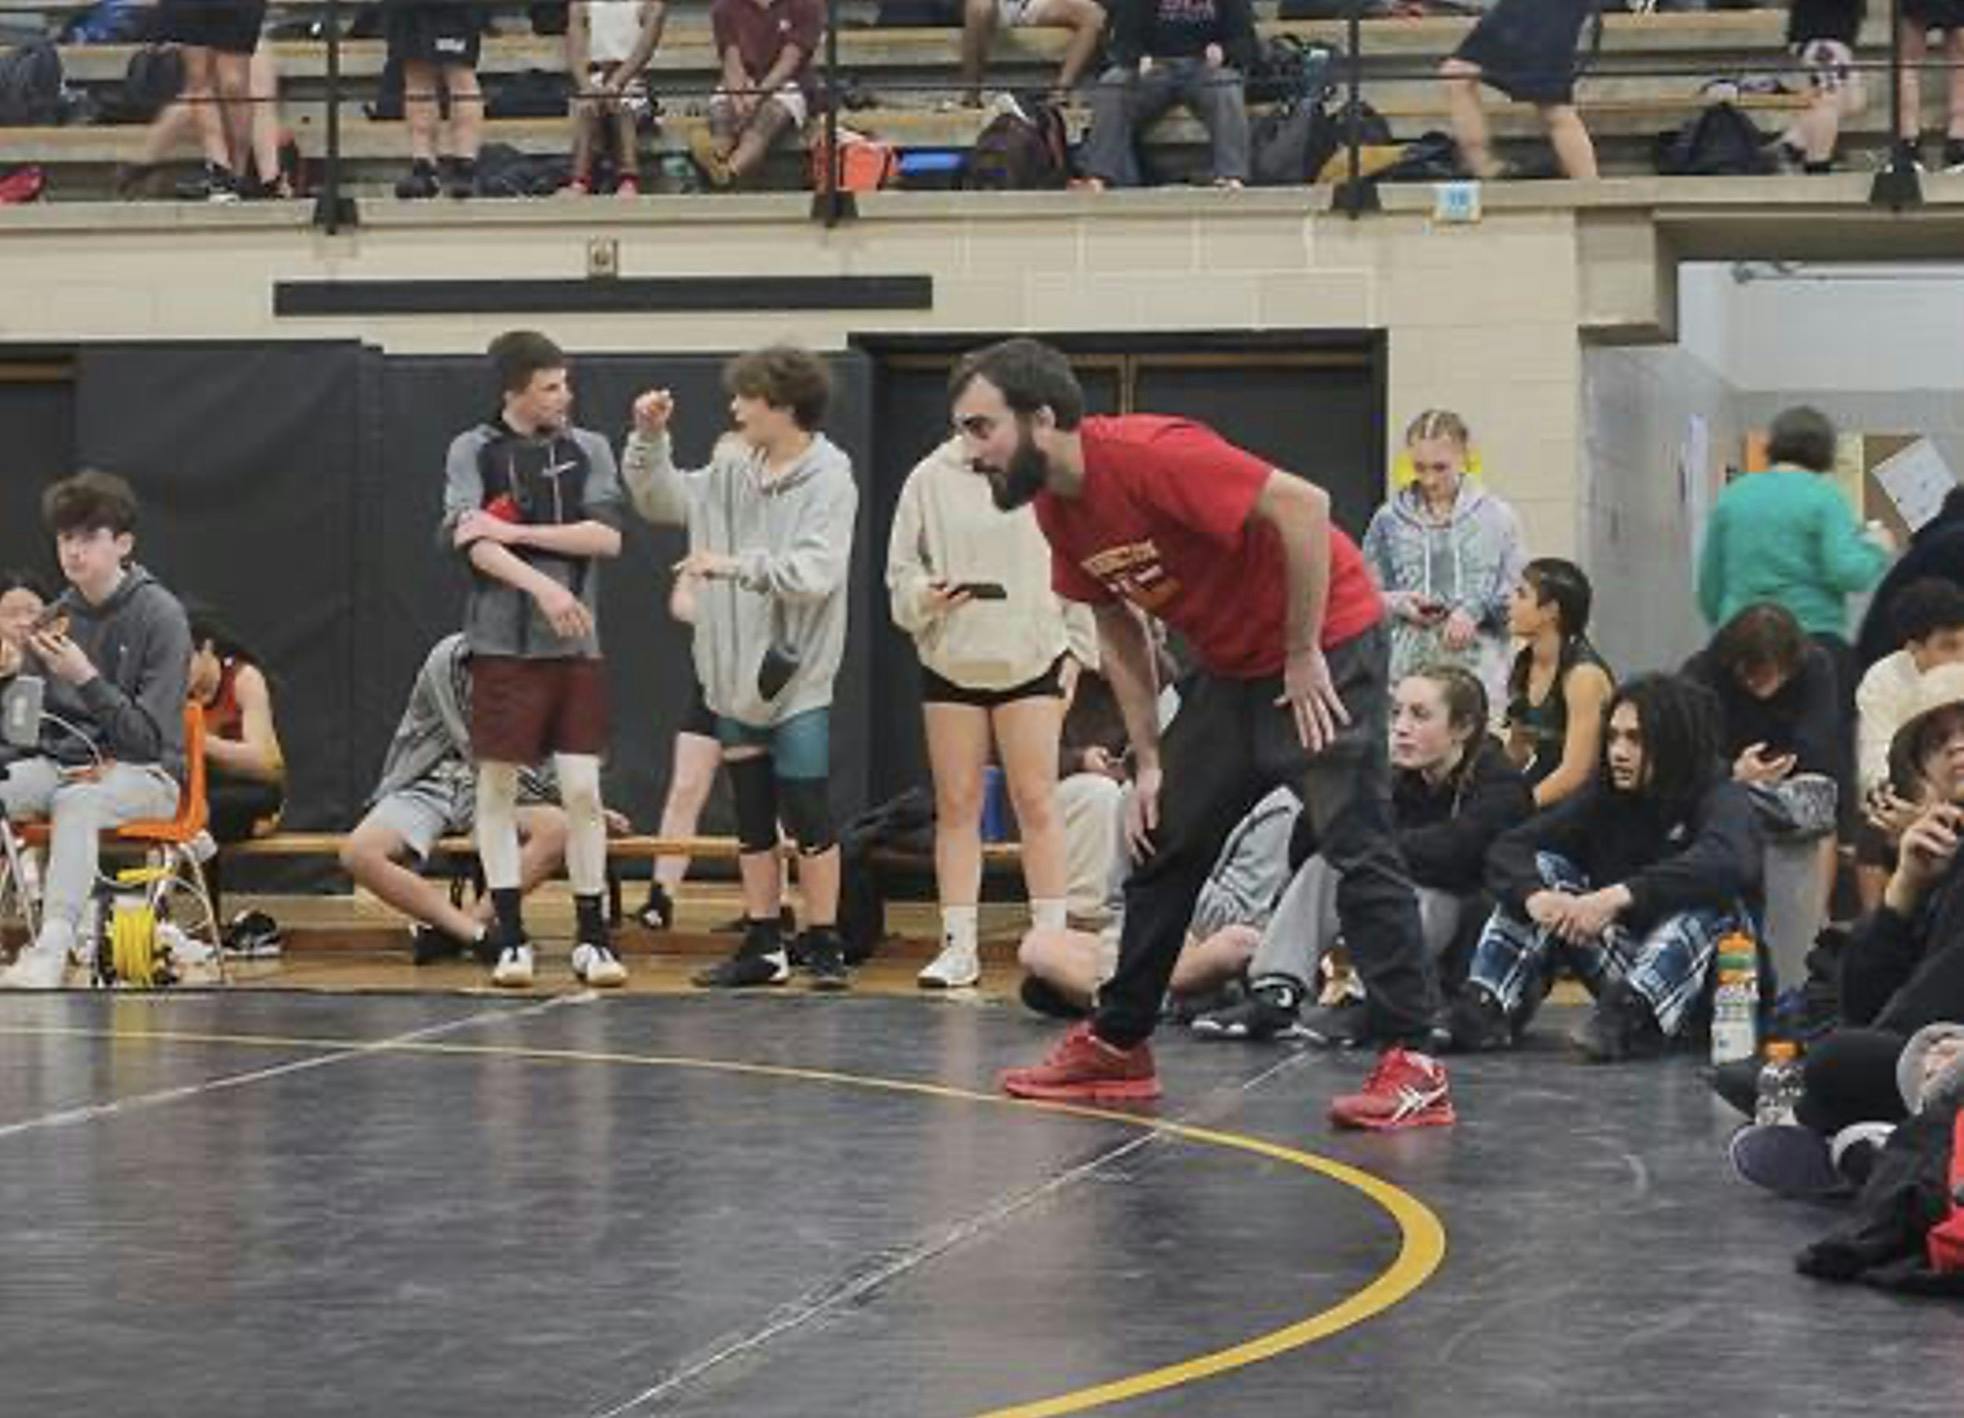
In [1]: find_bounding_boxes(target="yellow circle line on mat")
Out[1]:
[0,1021,1447,1416]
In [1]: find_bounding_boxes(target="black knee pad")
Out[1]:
[777,776,835,855]
[727,755,779,854]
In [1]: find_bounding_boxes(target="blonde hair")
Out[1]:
[1394,410,1479,487]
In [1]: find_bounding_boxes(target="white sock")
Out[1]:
[1030,898,1067,932]
[941,904,979,953]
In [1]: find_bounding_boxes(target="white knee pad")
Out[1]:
[553,752,606,897]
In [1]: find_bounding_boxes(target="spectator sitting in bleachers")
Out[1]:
[960,0,1107,109]
[1191,664,1533,1043]
[1451,673,1763,1061]
[139,0,266,200]
[1892,0,1964,173]
[1078,0,1256,191]
[691,0,823,188]
[185,605,285,846]
[0,472,190,991]
[1439,0,1598,180]
[1770,0,1865,174]
[1362,408,1528,707]
[1504,557,1613,808]
[564,0,667,197]
[0,569,50,685]
[1852,579,1964,909]
[339,632,571,967]
[387,0,486,198]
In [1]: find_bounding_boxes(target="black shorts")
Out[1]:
[680,678,716,739]
[1905,0,1964,31]
[920,655,1065,709]
[1453,0,1594,106]
[157,0,267,55]
[385,0,484,69]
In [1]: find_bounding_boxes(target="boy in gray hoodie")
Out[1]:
[621,346,858,989]
[441,330,626,990]
[0,471,190,990]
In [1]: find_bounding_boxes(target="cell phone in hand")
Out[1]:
[29,605,68,637]
[951,581,1007,601]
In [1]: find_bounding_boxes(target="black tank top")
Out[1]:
[1508,638,1609,788]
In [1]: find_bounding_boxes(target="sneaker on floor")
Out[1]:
[1329,1048,1455,1131]
[1298,999,1372,1049]
[1569,980,1666,1063]
[1727,1122,1844,1199]
[395,160,440,199]
[694,921,790,989]
[1830,1121,1894,1188]
[1019,973,1090,1021]
[634,882,675,932]
[440,156,476,198]
[1191,980,1305,1042]
[410,924,467,967]
[999,1022,1160,1104]
[1448,985,1516,1053]
[222,909,283,959]
[491,942,535,988]
[714,907,795,935]
[571,939,628,988]
[800,927,851,992]
[1708,1055,1762,1118]
[918,939,980,990]
[0,945,67,990]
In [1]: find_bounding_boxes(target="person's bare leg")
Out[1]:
[342,823,482,942]
[959,0,997,106]
[445,65,484,160]
[1017,926,1107,1006]
[612,103,641,189]
[654,730,721,891]
[1170,923,1259,998]
[1899,24,1928,148]
[992,695,1066,906]
[925,704,991,915]
[1051,0,1108,96]
[726,98,793,181]
[402,58,439,163]
[568,101,599,188]
[1440,59,1499,177]
[245,45,284,188]
[136,97,201,166]
[1946,30,1964,153]
[213,51,254,178]
[1542,103,1596,179]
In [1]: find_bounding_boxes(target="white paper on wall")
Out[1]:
[1873,438,1960,532]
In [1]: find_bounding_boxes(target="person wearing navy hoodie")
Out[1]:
[1452,673,1765,1061]
[1080,0,1257,190]
[0,471,190,990]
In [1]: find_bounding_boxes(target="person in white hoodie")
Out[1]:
[1362,409,1528,707]
[622,347,859,990]
[887,436,1077,990]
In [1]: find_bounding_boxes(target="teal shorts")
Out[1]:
[715,706,831,781]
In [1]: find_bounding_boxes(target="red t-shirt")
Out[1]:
[710,0,823,91]
[1034,415,1382,678]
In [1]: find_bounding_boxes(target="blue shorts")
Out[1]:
[715,707,831,782]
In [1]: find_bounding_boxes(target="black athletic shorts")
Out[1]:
[680,677,716,739]
[157,0,267,55]
[385,0,485,69]
[1453,0,1594,106]
[919,655,1065,709]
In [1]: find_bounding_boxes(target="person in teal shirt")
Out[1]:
[1698,405,1894,642]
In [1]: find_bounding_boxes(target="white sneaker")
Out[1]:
[0,945,69,990]
[917,940,980,990]
[571,941,627,988]
[491,943,535,988]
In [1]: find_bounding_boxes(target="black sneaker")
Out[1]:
[800,926,850,992]
[177,161,241,203]
[1190,980,1305,1042]
[1727,1122,1843,1199]
[1569,980,1666,1063]
[471,921,517,969]
[1297,999,1372,1049]
[410,924,466,966]
[1708,1056,1762,1118]
[692,920,789,989]
[222,909,283,959]
[1945,138,1964,174]
[1448,985,1515,1053]
[714,907,796,935]
[440,155,477,199]
[395,160,440,199]
[635,882,675,932]
[1019,973,1089,1020]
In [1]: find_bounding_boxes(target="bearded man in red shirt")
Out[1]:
[952,338,1455,1131]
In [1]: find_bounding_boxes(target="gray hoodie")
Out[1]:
[36,565,191,781]
[622,429,857,729]
[439,420,625,660]
[368,634,557,810]
[1898,1023,1964,1116]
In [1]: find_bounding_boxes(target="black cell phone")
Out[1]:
[951,581,1007,601]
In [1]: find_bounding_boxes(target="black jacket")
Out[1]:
[1842,853,1964,1034]
[1394,739,1534,895]
[1855,495,1964,671]
[1486,769,1764,934]
[1109,0,1259,71]
[1681,642,1844,784]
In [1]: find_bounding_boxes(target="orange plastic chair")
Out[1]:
[115,702,209,844]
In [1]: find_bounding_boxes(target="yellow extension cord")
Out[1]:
[106,866,171,988]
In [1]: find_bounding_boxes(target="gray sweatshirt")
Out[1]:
[37,565,191,780]
[439,419,625,660]
[368,634,557,809]
[621,429,857,729]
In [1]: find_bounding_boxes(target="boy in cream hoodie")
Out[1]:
[623,347,859,989]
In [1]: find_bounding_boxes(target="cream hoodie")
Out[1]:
[886,437,1072,691]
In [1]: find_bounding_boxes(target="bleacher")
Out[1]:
[0,0,1935,200]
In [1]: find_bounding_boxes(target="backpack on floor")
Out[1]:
[0,42,62,128]
[95,44,184,126]
[964,99,1070,190]
[1929,1111,1964,1274]
[1246,35,1337,108]
[1654,101,1773,176]
[1251,97,1338,186]
[473,142,571,197]
[809,128,900,193]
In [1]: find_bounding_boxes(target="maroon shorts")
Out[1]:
[470,656,609,764]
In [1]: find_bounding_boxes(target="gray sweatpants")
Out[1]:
[1,757,179,954]
[1247,853,1465,992]
[1081,59,1252,188]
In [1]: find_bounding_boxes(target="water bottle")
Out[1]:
[1710,931,1758,1066]
[1755,1041,1804,1126]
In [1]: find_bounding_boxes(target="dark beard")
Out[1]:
[985,437,1049,511]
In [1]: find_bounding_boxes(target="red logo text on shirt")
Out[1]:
[1081,540,1181,612]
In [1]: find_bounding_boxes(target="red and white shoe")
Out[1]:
[1328,1047,1455,1131]
[999,1022,1161,1104]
